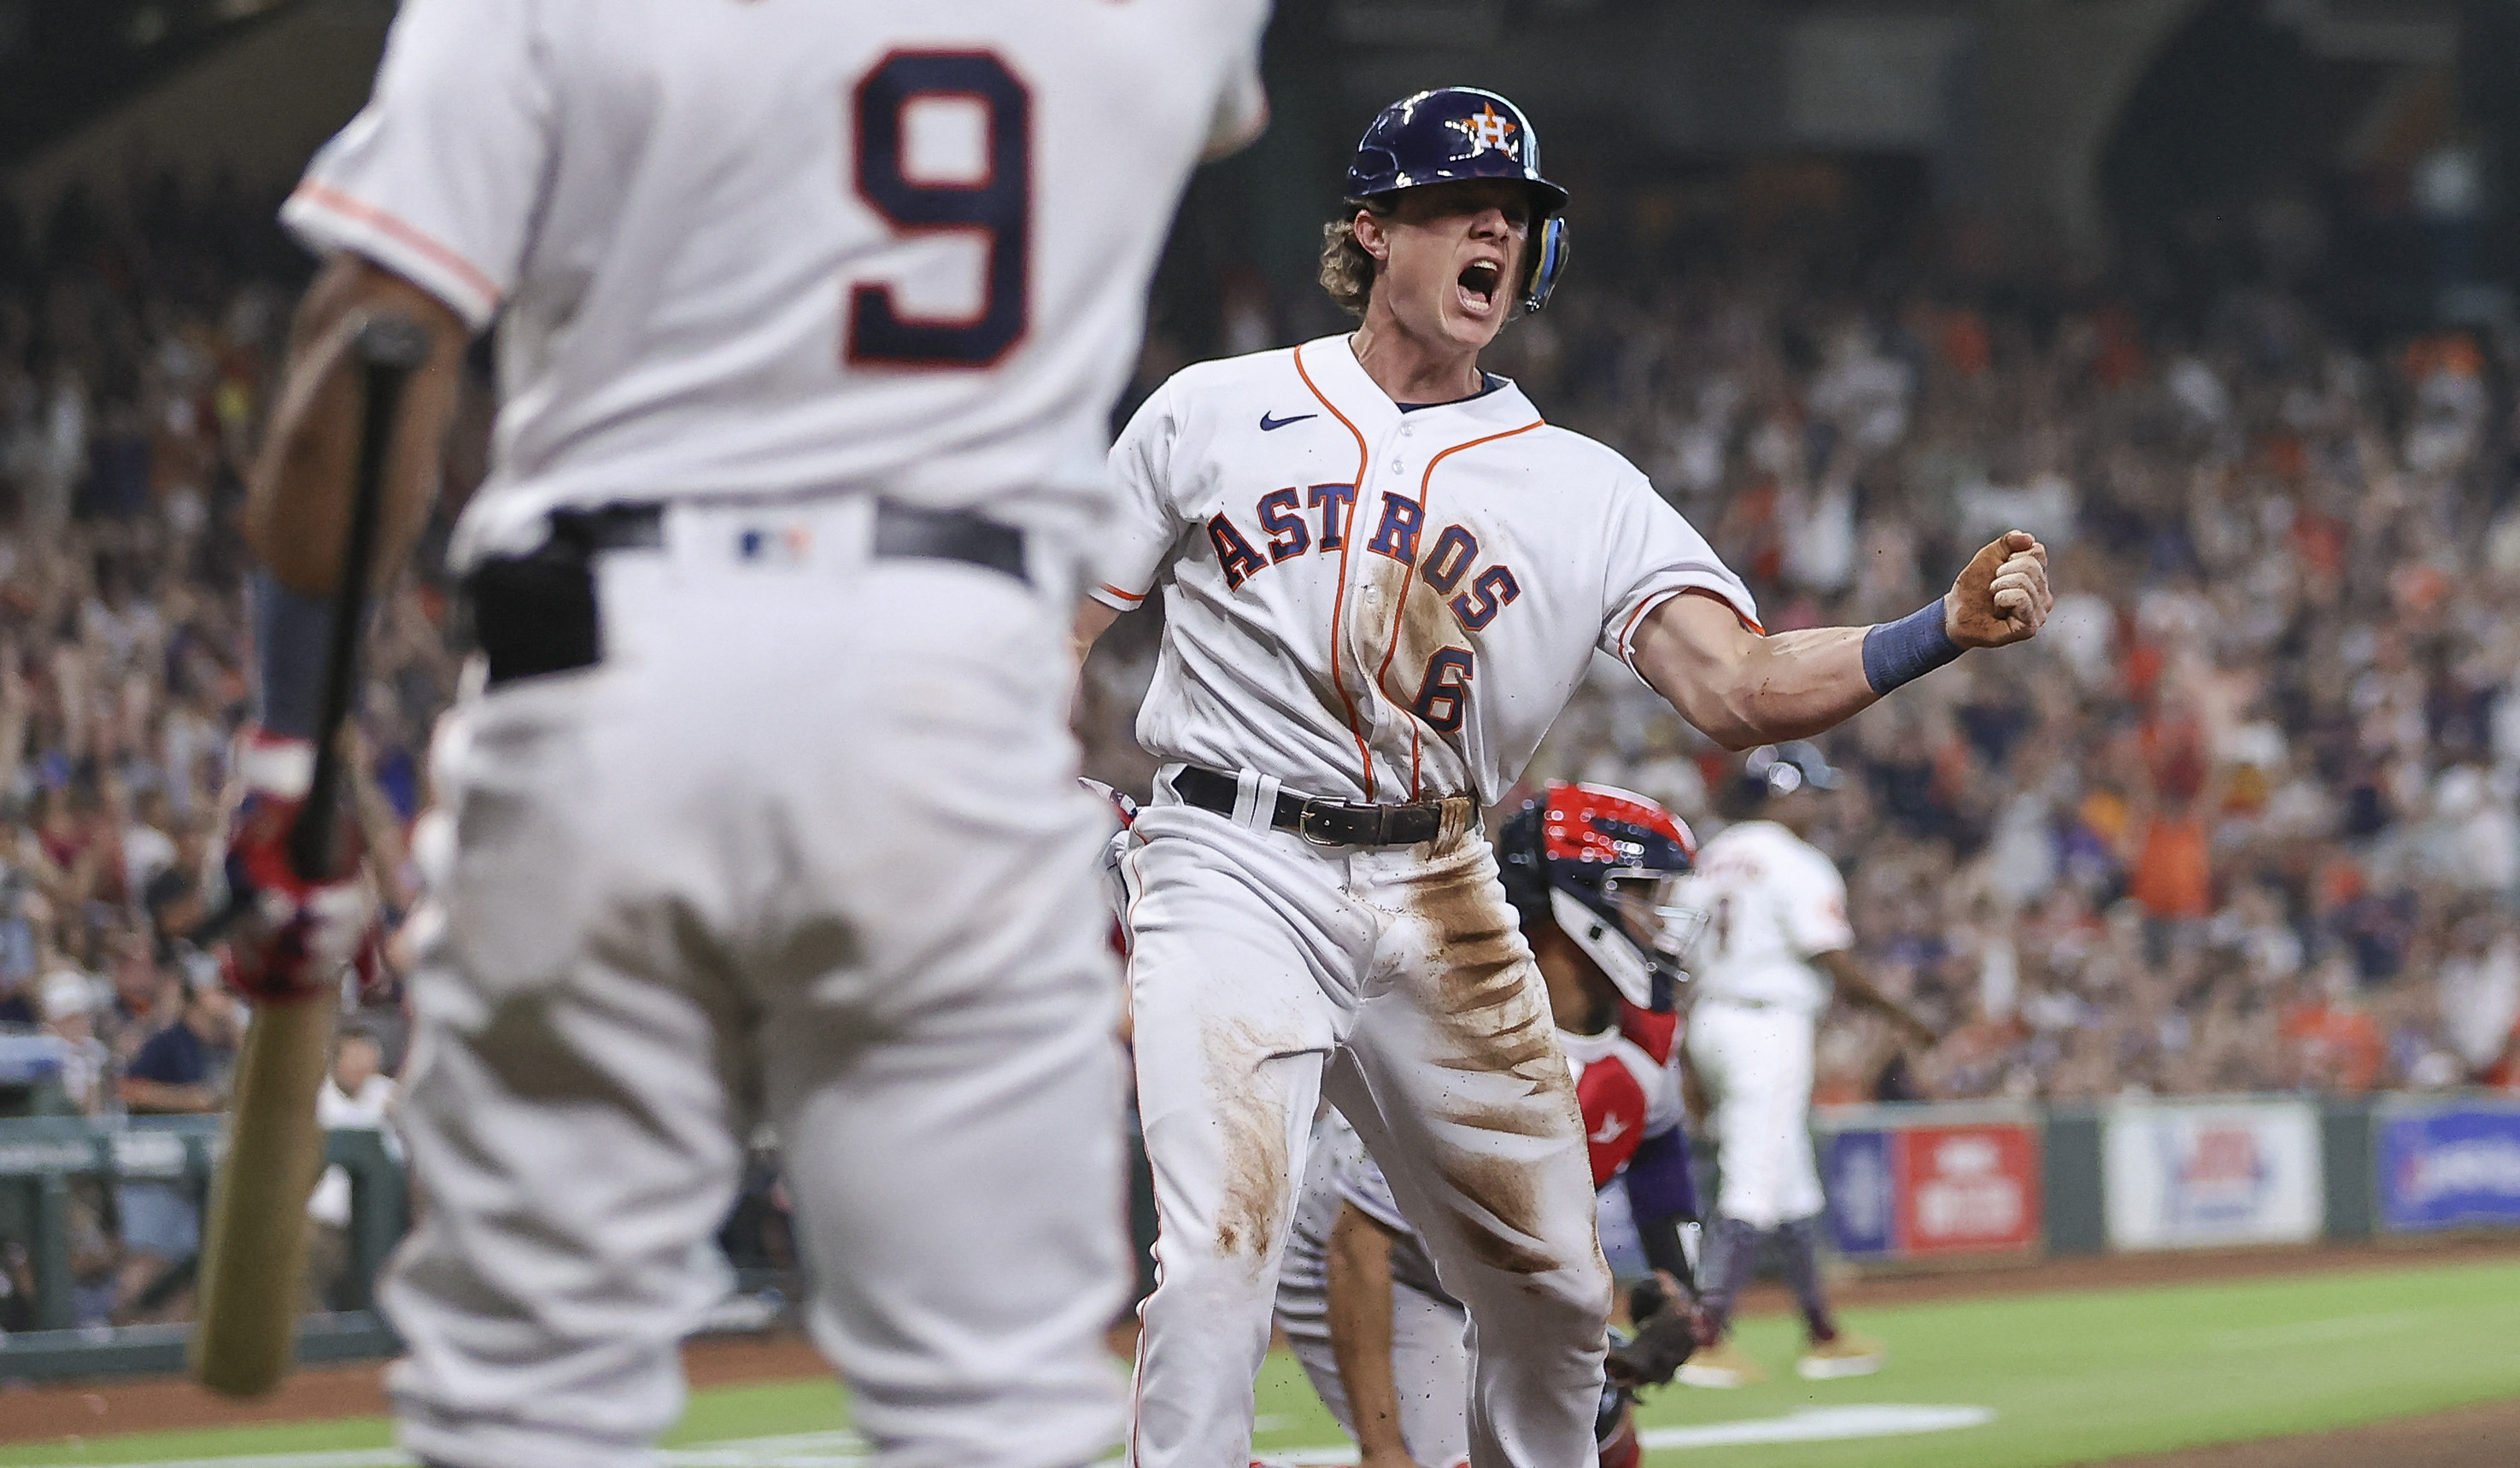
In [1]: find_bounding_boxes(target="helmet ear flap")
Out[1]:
[1522,214,1568,313]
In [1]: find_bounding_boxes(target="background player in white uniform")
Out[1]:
[1679,742,1938,1389]
[1073,86,2049,1467]
[222,3,1269,1466]
[1271,784,1708,1468]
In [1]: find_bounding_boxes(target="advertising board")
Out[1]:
[1821,1112,2041,1259]
[2376,1100,2520,1234]
[2102,1098,2322,1249]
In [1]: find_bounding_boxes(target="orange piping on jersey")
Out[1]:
[1369,419,1544,798]
[1098,582,1147,605]
[1292,342,1377,796]
[1617,587,1765,668]
[290,182,502,312]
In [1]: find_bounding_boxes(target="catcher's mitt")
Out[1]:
[1606,1276,1700,1388]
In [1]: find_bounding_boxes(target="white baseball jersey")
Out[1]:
[1688,820,1853,1015]
[1093,335,1757,804]
[284,0,1269,568]
[300,6,1272,1467]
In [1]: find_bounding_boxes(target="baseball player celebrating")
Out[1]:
[224,3,1269,1465]
[1073,85,2050,1466]
[1271,784,1711,1468]
[1679,742,1935,1388]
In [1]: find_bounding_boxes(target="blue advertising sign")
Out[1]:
[2377,1104,2520,1234]
[1824,1129,1896,1258]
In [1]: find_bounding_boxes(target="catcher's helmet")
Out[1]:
[1344,86,1571,313]
[1498,781,1706,1012]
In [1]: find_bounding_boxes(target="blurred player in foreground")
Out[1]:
[1679,742,1937,1388]
[1073,84,2049,1465]
[1272,784,1712,1468]
[230,1,1268,1464]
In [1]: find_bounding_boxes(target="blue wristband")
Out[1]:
[250,570,337,740]
[1861,599,1963,694]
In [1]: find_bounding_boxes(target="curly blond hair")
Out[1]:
[1318,208,1383,318]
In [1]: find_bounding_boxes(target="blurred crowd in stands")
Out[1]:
[0,177,433,1325]
[1474,271,2520,1108]
[5,155,2520,1327]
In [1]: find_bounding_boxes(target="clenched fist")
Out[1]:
[1943,529,2051,649]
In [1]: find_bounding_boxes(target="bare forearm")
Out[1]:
[1072,598,1122,669]
[1632,533,2053,752]
[249,257,468,597]
[1665,624,1872,749]
[1327,1210,1412,1457]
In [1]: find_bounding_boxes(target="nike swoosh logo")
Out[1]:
[1259,411,1317,431]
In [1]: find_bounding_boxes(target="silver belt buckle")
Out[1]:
[1296,801,1345,847]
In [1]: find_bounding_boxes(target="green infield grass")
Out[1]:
[3,1255,2515,1468]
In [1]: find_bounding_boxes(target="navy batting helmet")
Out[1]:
[1497,782,1707,1012]
[1344,86,1571,313]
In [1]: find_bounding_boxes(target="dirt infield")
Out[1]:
[0,1333,829,1446]
[3,1237,2515,1453]
[2089,1394,2520,1468]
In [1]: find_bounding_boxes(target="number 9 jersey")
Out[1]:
[281,0,1269,570]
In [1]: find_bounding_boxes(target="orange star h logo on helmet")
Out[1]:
[1454,103,1518,154]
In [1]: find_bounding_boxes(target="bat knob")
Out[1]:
[355,314,432,371]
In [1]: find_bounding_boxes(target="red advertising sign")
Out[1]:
[1895,1124,2042,1255]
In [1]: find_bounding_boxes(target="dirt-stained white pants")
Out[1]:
[1120,772,1611,1468]
[385,499,1131,1468]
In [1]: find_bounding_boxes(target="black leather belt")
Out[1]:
[1173,764,1448,848]
[872,500,1028,583]
[466,498,1028,687]
[543,499,1027,580]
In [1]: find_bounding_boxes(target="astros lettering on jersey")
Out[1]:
[1093,334,1759,806]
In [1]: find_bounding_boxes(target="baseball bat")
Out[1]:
[190,314,431,1400]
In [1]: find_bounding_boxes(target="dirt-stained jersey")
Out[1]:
[282,0,1269,568]
[1688,820,1854,1015]
[1093,335,1756,805]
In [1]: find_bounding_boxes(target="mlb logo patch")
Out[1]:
[735,523,814,567]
